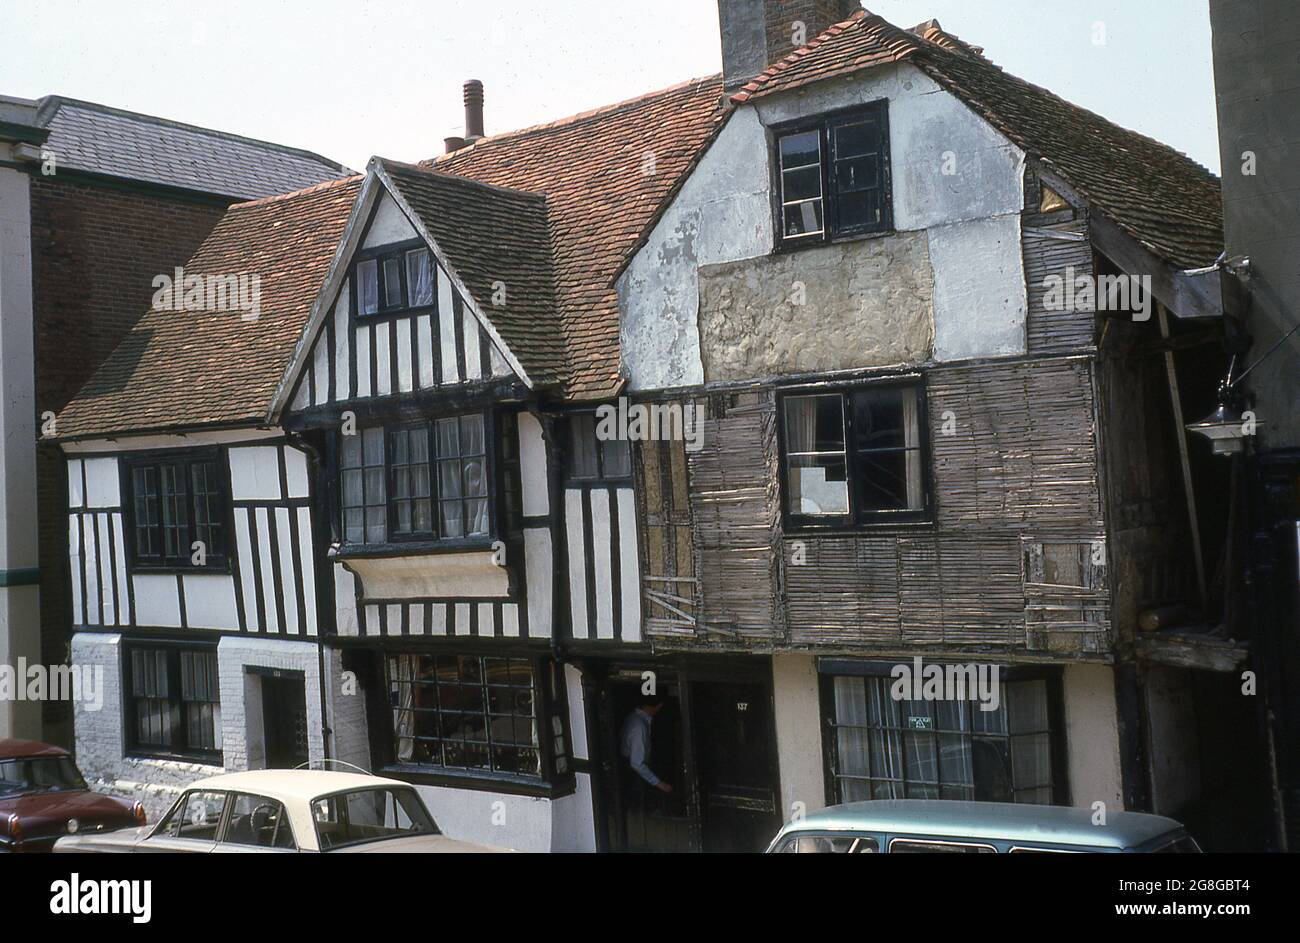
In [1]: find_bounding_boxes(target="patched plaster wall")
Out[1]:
[619,62,1028,391]
[698,232,934,380]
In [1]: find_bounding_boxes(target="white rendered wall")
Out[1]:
[619,62,1027,391]
[1063,662,1125,812]
[0,164,40,739]
[772,654,826,822]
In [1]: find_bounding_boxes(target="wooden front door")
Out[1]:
[262,675,309,770]
[689,679,782,852]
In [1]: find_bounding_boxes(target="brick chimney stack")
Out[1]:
[718,0,861,91]
[463,79,485,141]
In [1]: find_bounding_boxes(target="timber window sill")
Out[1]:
[332,538,498,560]
[773,227,897,256]
[378,764,576,800]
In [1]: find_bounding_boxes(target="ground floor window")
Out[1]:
[822,667,1058,804]
[386,652,570,787]
[124,642,222,762]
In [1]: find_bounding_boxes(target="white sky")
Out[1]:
[1,0,1221,174]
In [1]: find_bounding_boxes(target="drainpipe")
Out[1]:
[288,431,332,764]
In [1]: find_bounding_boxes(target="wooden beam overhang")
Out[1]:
[1136,629,1249,674]
[1037,169,1242,323]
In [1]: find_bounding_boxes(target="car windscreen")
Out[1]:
[312,787,439,851]
[0,756,88,797]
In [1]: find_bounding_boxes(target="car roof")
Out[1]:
[187,769,410,804]
[779,800,1187,849]
[0,738,70,759]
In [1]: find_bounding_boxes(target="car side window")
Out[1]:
[169,790,228,841]
[222,793,295,850]
[780,834,878,853]
[889,838,996,853]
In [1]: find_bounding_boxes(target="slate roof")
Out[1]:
[378,159,565,387]
[732,10,1223,269]
[32,95,351,199]
[54,177,363,438]
[426,76,727,399]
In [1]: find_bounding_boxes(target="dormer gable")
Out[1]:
[272,158,562,419]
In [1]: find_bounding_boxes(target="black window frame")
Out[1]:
[562,411,633,485]
[777,378,933,532]
[122,448,231,572]
[122,641,223,764]
[336,409,503,553]
[817,661,1067,808]
[351,239,437,320]
[381,650,575,796]
[771,99,893,251]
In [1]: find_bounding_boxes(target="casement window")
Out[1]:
[124,644,222,763]
[125,451,228,569]
[774,100,891,248]
[354,244,435,317]
[822,669,1059,805]
[780,382,929,528]
[565,412,632,483]
[341,411,495,546]
[386,653,571,786]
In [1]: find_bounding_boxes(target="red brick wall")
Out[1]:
[764,0,860,64]
[29,176,230,743]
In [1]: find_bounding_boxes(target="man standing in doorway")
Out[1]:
[621,693,673,804]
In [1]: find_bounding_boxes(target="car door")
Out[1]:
[212,793,298,853]
[137,790,228,853]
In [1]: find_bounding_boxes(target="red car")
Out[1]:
[0,739,145,852]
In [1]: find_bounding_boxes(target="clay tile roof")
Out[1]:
[424,75,727,400]
[34,96,353,199]
[734,10,1223,270]
[53,176,363,439]
[378,159,565,386]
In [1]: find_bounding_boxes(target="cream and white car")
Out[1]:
[54,769,509,853]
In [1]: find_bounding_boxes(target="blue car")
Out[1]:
[766,800,1201,853]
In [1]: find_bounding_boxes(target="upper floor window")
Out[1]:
[125,451,228,569]
[780,381,929,528]
[355,244,435,317]
[565,412,632,483]
[340,411,495,547]
[774,100,891,248]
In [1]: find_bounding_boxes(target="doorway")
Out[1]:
[594,659,781,852]
[689,679,781,852]
[260,671,309,770]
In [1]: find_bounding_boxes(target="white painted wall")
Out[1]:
[72,633,223,819]
[362,190,418,248]
[619,61,1027,391]
[1062,662,1125,811]
[217,636,325,772]
[1,164,44,737]
[772,654,825,822]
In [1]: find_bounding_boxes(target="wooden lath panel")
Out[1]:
[781,359,1109,655]
[688,391,783,640]
[636,400,699,637]
[926,358,1102,530]
[1024,214,1097,354]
